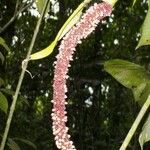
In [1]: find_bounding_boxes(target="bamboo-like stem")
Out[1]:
[119,95,150,150]
[0,0,50,149]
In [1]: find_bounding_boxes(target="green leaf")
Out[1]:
[0,37,11,52]
[30,0,91,60]
[18,95,29,106]
[1,88,15,95]
[104,59,150,89]
[35,0,50,15]
[0,52,5,64]
[132,0,138,6]
[136,3,150,49]
[0,77,5,87]
[13,138,37,149]
[139,114,150,150]
[7,138,21,150]
[0,91,8,113]
[30,40,55,60]
[103,0,118,6]
[133,82,150,104]
[104,59,150,104]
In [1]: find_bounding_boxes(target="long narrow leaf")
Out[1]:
[0,37,10,52]
[30,0,91,60]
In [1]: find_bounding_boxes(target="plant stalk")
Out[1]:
[119,95,150,150]
[0,0,50,149]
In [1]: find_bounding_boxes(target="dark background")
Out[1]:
[0,0,150,149]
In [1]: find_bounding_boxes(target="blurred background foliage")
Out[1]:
[0,0,150,149]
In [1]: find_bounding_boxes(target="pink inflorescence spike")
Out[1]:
[52,2,112,150]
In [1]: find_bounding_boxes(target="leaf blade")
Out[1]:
[7,138,21,150]
[139,114,150,150]
[13,138,37,149]
[0,52,5,64]
[104,59,150,89]
[136,3,150,49]
[104,59,150,104]
[35,0,50,15]
[30,0,91,60]
[0,37,11,52]
[0,91,8,113]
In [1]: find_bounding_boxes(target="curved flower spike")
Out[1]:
[52,1,113,150]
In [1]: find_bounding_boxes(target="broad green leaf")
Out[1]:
[0,91,8,113]
[35,0,50,15]
[139,114,150,150]
[0,52,5,64]
[136,3,150,49]
[30,0,91,60]
[7,138,21,150]
[0,37,10,52]
[104,59,150,104]
[132,82,150,104]
[13,138,37,149]
[104,59,150,89]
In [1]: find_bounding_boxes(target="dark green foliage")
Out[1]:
[0,0,150,149]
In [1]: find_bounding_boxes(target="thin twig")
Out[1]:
[119,95,150,150]
[0,1,34,34]
[0,0,50,149]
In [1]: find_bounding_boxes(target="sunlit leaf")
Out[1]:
[139,114,150,150]
[0,91,8,113]
[104,59,150,104]
[0,37,10,52]
[132,82,150,104]
[7,138,21,150]
[30,0,91,60]
[104,59,150,89]
[0,52,5,64]
[136,3,150,49]
[30,40,55,60]
[13,138,37,149]
[57,10,83,41]
[103,0,118,6]
[35,0,50,15]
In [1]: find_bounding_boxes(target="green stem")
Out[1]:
[0,0,50,149]
[119,95,150,150]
